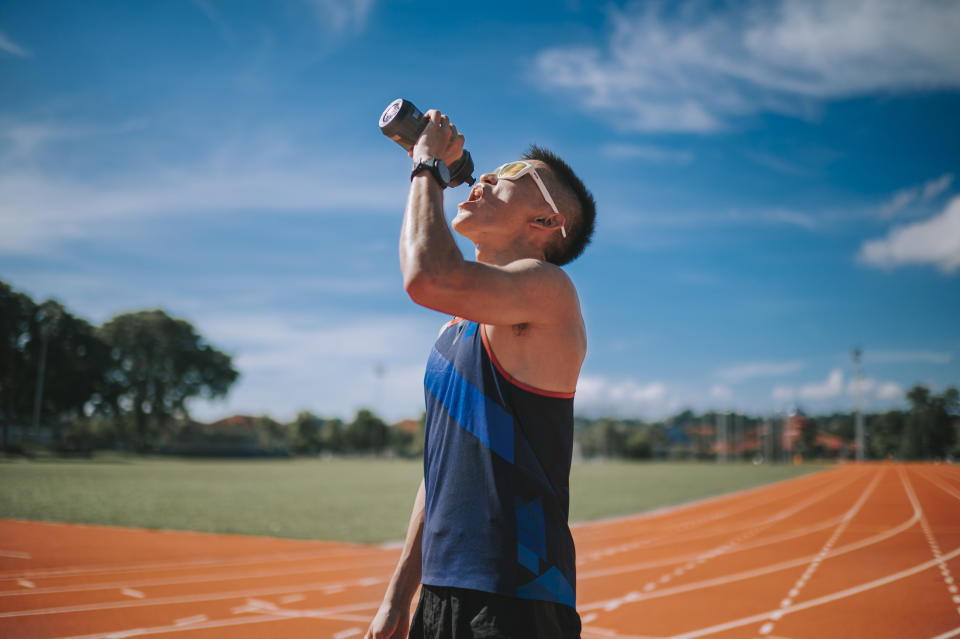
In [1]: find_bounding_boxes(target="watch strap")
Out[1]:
[411,157,449,188]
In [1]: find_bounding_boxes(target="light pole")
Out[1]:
[853,348,865,462]
[31,305,60,446]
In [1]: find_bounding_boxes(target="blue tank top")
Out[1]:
[421,318,577,609]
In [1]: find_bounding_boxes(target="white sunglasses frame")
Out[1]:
[495,161,567,238]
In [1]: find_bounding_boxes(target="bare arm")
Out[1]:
[364,480,425,639]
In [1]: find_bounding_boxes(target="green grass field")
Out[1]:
[0,455,826,543]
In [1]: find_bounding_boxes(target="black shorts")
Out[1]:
[409,584,581,639]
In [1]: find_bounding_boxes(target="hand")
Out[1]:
[410,109,464,168]
[364,600,410,639]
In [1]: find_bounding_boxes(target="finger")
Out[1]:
[425,109,441,124]
[449,124,458,137]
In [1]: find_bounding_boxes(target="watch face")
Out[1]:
[436,160,451,184]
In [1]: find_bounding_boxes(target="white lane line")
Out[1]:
[243,598,278,611]
[279,593,305,604]
[50,601,380,639]
[572,465,840,533]
[0,575,387,618]
[578,470,854,563]
[902,467,960,623]
[644,471,862,601]
[333,629,362,639]
[579,474,922,611]
[121,588,145,599]
[580,626,662,639]
[923,472,960,502]
[173,614,207,626]
[0,550,31,559]
[0,557,396,597]
[578,516,843,579]
[661,543,960,639]
[754,466,884,636]
[0,544,391,581]
[17,579,35,588]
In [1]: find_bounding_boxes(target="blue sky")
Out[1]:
[1,0,958,422]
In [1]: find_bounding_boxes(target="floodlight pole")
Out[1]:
[716,411,728,463]
[853,348,865,462]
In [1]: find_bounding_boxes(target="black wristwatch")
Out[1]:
[411,157,450,189]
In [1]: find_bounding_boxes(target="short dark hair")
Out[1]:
[522,145,596,266]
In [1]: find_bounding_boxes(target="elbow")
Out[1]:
[403,268,456,309]
[403,270,440,306]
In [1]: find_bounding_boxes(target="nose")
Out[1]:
[479,171,498,185]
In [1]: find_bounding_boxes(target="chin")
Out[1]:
[451,209,477,239]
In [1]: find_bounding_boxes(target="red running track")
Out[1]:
[1,463,959,638]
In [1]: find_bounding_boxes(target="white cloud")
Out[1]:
[858,195,960,274]
[774,368,906,404]
[0,163,398,255]
[767,209,818,230]
[602,143,694,165]
[880,173,954,218]
[865,350,953,365]
[187,310,438,423]
[710,384,733,402]
[0,119,147,160]
[717,359,805,383]
[802,368,845,400]
[773,368,844,401]
[534,0,960,132]
[0,31,31,57]
[308,0,375,34]
[575,375,671,417]
[846,377,904,402]
[875,382,904,400]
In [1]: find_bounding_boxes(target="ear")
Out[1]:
[532,213,566,235]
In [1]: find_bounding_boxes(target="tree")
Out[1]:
[98,310,239,450]
[797,415,819,458]
[869,410,904,460]
[0,282,37,450]
[32,301,112,437]
[581,418,627,458]
[344,409,389,453]
[320,417,345,453]
[903,385,958,459]
[291,410,323,454]
[0,283,111,451]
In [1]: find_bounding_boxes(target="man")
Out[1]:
[365,109,596,639]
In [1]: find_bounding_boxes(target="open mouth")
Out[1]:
[467,185,483,202]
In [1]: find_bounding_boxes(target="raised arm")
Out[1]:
[399,111,579,327]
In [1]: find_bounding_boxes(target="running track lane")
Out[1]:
[1,463,958,638]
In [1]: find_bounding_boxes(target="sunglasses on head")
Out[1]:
[495,161,566,238]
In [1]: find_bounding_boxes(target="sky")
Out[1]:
[1,0,958,423]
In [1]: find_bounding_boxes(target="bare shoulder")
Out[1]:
[503,258,582,318]
[485,260,585,393]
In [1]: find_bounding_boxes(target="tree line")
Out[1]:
[3,279,956,461]
[574,388,959,462]
[1,280,239,453]
[1,280,421,458]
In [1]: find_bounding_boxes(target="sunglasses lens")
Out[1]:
[497,162,528,179]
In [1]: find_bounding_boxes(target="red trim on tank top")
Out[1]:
[441,316,465,333]
[480,324,576,399]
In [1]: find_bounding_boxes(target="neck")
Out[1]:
[473,238,544,266]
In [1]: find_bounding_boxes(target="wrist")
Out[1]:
[411,156,450,189]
